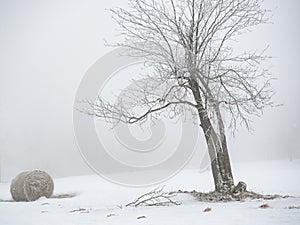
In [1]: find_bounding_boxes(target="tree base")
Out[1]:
[177,181,289,202]
[194,191,287,202]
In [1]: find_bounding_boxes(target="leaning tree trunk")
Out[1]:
[189,78,234,193]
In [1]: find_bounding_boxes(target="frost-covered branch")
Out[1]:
[90,0,274,131]
[126,186,181,207]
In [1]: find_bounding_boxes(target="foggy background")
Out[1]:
[0,0,299,182]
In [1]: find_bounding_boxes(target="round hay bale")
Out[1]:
[10,170,54,201]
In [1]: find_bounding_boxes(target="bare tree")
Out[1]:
[88,0,274,193]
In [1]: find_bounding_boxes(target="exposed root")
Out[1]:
[177,189,289,202]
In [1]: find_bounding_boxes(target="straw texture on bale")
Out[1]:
[10,170,54,201]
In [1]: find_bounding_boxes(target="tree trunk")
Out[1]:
[189,78,234,193]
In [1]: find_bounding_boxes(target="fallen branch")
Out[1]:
[126,186,181,207]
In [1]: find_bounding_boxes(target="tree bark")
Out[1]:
[189,78,234,193]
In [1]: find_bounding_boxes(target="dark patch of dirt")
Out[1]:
[259,203,270,208]
[51,193,76,199]
[203,207,212,212]
[137,216,146,219]
[0,193,76,202]
[0,199,14,202]
[69,208,90,213]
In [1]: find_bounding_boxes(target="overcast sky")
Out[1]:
[0,0,299,182]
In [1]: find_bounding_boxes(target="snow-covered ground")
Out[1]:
[1,160,300,225]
